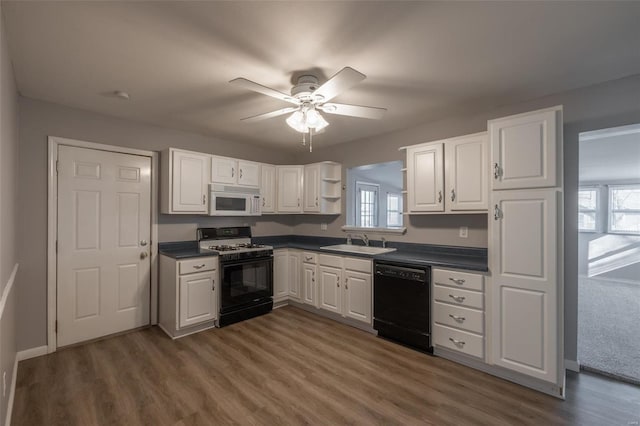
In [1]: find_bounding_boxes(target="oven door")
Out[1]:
[220,256,273,312]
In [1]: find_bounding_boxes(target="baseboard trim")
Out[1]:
[6,355,17,426]
[565,359,580,373]
[17,345,48,361]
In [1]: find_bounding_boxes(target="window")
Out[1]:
[609,184,640,234]
[578,187,599,232]
[355,182,378,227]
[386,193,403,227]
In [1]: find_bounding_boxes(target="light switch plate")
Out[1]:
[459,226,468,238]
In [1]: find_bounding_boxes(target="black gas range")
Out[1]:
[197,227,273,326]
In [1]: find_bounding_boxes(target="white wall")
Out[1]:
[294,74,640,364]
[0,6,20,425]
[16,97,297,351]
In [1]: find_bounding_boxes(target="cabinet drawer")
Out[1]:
[344,257,371,273]
[319,254,343,269]
[179,257,218,275]
[302,252,318,264]
[433,285,483,310]
[433,324,484,359]
[432,268,483,291]
[433,302,484,335]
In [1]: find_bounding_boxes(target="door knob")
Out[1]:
[140,240,147,246]
[140,252,148,259]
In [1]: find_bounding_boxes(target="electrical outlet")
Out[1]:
[320,223,328,231]
[459,226,468,238]
[3,371,6,397]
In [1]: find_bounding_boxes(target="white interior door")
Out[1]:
[490,188,559,383]
[57,145,151,347]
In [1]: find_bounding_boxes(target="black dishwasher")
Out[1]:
[373,261,432,353]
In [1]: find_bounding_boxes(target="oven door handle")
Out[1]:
[220,256,274,268]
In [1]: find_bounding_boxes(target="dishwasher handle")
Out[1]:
[374,264,427,283]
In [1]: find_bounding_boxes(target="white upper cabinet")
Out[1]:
[211,156,261,187]
[161,148,210,214]
[489,108,560,190]
[261,164,276,213]
[445,133,489,211]
[406,143,445,212]
[277,166,304,213]
[303,164,320,212]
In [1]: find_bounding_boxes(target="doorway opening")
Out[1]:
[577,124,640,384]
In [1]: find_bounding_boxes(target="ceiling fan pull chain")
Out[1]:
[310,129,313,153]
[302,132,306,146]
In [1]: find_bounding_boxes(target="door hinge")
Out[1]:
[55,320,58,333]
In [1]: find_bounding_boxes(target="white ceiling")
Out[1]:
[580,125,640,183]
[3,1,640,151]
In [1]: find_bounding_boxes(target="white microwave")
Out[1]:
[208,184,261,216]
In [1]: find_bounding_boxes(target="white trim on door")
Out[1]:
[47,136,159,353]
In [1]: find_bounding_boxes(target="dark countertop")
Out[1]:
[159,236,488,272]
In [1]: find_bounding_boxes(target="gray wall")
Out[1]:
[16,97,296,351]
[293,74,640,364]
[0,7,19,425]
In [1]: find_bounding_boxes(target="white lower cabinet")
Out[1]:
[287,250,301,301]
[159,255,218,338]
[432,267,485,359]
[273,250,289,303]
[318,264,342,314]
[302,252,318,307]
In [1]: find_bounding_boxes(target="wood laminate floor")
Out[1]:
[13,306,640,425]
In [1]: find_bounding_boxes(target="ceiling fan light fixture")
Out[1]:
[286,110,308,133]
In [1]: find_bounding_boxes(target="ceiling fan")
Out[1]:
[230,67,386,151]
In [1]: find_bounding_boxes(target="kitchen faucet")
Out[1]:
[355,234,369,246]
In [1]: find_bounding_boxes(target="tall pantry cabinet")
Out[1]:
[488,106,564,395]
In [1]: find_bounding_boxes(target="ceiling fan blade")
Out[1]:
[312,67,366,103]
[240,107,299,123]
[230,78,299,105]
[320,103,386,120]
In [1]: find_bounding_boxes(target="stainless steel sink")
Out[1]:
[320,244,397,255]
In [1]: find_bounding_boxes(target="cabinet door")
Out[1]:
[343,270,372,323]
[273,250,289,302]
[490,108,559,190]
[407,143,444,212]
[302,263,317,307]
[288,251,301,300]
[490,189,560,383]
[211,156,238,184]
[277,166,303,213]
[261,164,276,213]
[446,133,488,211]
[179,271,216,328]
[238,161,260,187]
[172,150,209,213]
[318,266,341,314]
[303,164,320,212]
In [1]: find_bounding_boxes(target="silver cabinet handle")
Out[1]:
[315,196,318,207]
[140,240,148,246]
[337,277,340,288]
[263,198,266,207]
[297,198,300,207]
[345,278,348,290]
[232,167,235,177]
[193,264,206,270]
[202,194,206,205]
[449,278,465,285]
[305,256,313,261]
[212,279,215,292]
[438,190,443,203]
[239,168,243,179]
[494,204,502,220]
[449,314,466,322]
[449,294,465,303]
[493,163,501,179]
[449,337,465,346]
[451,189,456,202]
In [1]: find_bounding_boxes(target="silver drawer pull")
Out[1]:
[449,314,466,322]
[449,278,466,285]
[193,264,206,269]
[449,294,466,303]
[449,337,465,346]
[305,256,313,261]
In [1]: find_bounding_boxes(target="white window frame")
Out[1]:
[578,186,599,233]
[386,193,403,228]
[355,181,379,228]
[608,184,640,235]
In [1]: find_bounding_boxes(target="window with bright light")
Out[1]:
[609,185,640,234]
[387,193,403,227]
[578,187,599,232]
[356,182,379,227]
